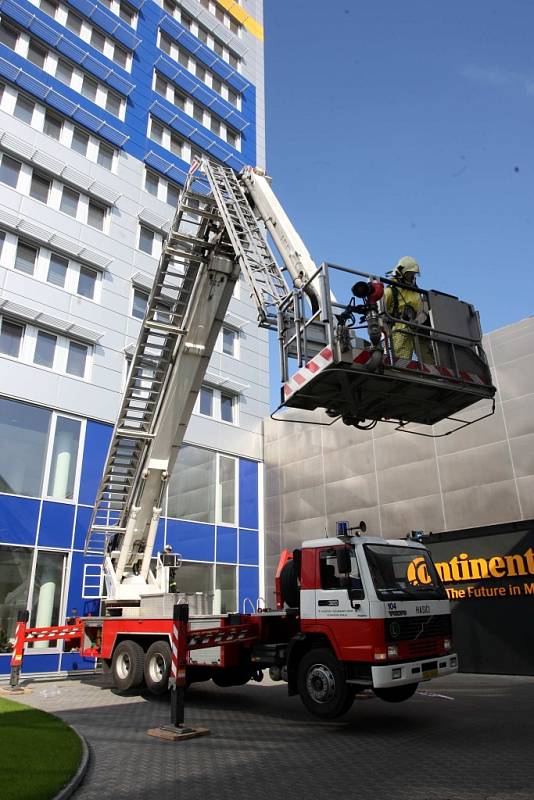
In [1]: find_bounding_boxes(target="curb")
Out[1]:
[53,726,90,800]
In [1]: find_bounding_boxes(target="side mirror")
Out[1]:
[349,587,364,601]
[336,548,352,575]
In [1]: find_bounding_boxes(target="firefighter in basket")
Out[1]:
[384,256,434,363]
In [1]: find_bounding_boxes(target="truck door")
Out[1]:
[315,547,369,621]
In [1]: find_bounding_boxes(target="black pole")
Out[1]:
[170,603,189,729]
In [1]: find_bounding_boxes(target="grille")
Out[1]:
[385,615,451,643]
[406,638,442,658]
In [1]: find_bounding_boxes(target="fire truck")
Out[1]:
[10,158,495,718]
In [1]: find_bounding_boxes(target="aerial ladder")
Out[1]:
[84,158,496,602]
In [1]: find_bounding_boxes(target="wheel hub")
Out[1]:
[116,653,131,680]
[306,664,336,703]
[149,653,165,683]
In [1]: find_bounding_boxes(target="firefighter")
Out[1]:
[384,256,433,363]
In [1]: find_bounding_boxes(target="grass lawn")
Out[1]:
[0,696,82,800]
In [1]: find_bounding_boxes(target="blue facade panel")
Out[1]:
[166,519,215,562]
[21,653,60,674]
[0,496,40,546]
[239,459,259,529]
[37,502,75,550]
[79,420,113,506]
[239,529,258,566]
[216,526,237,564]
[73,505,93,552]
[60,653,97,672]
[239,566,259,610]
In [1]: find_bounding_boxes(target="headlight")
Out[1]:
[443,638,452,651]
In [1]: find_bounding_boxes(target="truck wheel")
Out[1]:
[297,648,353,719]
[144,640,172,695]
[111,640,145,692]
[373,683,418,702]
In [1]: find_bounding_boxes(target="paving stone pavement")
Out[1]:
[8,672,534,800]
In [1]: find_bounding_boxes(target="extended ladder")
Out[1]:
[85,175,221,556]
[85,159,291,560]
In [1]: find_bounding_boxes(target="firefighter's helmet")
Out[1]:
[394,256,420,278]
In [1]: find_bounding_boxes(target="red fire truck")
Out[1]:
[9,158,491,718]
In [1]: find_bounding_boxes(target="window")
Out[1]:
[167,183,180,207]
[145,171,159,196]
[0,398,50,497]
[132,287,148,319]
[0,20,18,50]
[47,416,81,499]
[215,565,236,613]
[28,41,46,69]
[65,10,82,35]
[44,111,62,140]
[55,59,73,84]
[72,128,90,156]
[0,155,21,188]
[90,29,106,52]
[97,142,114,170]
[210,118,221,136]
[200,385,213,416]
[33,330,56,368]
[218,455,236,524]
[150,118,164,144]
[170,133,183,157]
[167,445,216,523]
[88,201,106,231]
[114,45,128,69]
[47,254,68,288]
[319,549,346,590]
[138,225,154,255]
[29,172,51,203]
[14,95,35,124]
[40,0,59,14]
[0,546,33,643]
[222,327,237,357]
[105,91,121,116]
[82,75,98,103]
[77,266,97,299]
[15,242,38,275]
[119,1,135,25]
[29,551,67,638]
[0,319,24,357]
[60,187,80,217]
[193,104,204,124]
[227,129,238,149]
[66,341,88,377]
[220,392,234,423]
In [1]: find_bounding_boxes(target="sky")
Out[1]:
[262,0,534,407]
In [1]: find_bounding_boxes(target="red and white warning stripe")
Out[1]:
[283,346,334,400]
[390,357,489,385]
[169,620,179,688]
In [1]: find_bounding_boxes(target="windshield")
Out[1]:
[364,544,447,601]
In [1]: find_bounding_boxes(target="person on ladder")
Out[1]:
[384,256,434,364]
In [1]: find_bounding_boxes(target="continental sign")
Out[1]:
[408,548,534,600]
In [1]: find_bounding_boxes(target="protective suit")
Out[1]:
[384,257,433,362]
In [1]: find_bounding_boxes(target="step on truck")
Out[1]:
[9,157,490,717]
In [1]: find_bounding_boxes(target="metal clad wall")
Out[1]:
[264,316,534,605]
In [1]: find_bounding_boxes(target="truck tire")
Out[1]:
[111,640,145,692]
[373,683,418,702]
[144,640,172,695]
[280,560,300,608]
[297,647,354,719]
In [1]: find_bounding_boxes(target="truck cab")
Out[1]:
[275,535,457,717]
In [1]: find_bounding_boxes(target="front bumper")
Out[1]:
[371,653,458,689]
